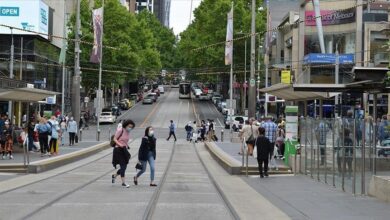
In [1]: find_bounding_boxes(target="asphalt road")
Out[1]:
[0,87,236,220]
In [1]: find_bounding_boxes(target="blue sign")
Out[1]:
[303,53,355,65]
[0,7,19,16]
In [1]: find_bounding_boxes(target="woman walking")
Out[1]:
[112,120,135,188]
[255,127,271,178]
[134,126,157,187]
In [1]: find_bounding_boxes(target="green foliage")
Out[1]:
[177,0,266,81]
[66,0,176,94]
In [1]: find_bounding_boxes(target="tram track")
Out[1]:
[16,138,141,220]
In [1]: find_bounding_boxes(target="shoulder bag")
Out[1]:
[246,125,255,145]
[110,129,124,147]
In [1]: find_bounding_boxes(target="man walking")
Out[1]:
[167,120,177,141]
[261,117,278,168]
[185,121,193,141]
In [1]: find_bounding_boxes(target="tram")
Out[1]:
[179,82,191,99]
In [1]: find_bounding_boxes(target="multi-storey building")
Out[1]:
[265,0,390,117]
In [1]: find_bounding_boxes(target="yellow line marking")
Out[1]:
[140,101,161,128]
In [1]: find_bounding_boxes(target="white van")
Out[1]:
[158,85,165,94]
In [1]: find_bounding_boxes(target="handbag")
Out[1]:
[110,129,124,147]
[135,161,143,170]
[246,125,255,145]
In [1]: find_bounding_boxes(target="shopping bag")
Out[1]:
[253,146,258,159]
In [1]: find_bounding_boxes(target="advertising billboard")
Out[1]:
[0,0,49,39]
[305,8,356,26]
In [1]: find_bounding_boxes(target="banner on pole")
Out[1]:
[224,7,233,65]
[90,7,103,63]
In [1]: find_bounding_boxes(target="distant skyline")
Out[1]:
[170,0,202,35]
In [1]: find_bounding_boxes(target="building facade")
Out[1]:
[266,0,390,117]
[0,0,75,118]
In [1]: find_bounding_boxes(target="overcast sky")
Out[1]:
[170,0,202,35]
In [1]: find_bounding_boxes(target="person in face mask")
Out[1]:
[112,119,135,188]
[67,117,78,146]
[134,126,157,187]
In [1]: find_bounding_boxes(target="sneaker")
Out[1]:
[9,155,13,160]
[45,152,51,156]
[264,173,269,177]
[2,155,5,160]
[112,174,116,184]
[260,174,264,178]
[122,183,130,188]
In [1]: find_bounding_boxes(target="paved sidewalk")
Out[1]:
[214,142,288,168]
[0,124,111,165]
[242,175,390,220]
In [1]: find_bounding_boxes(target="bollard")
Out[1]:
[221,129,224,142]
[79,129,82,142]
[97,129,101,141]
[108,127,111,141]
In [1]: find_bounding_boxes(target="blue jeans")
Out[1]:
[186,131,192,140]
[136,151,155,181]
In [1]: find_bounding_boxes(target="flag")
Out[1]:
[225,7,233,65]
[90,7,103,63]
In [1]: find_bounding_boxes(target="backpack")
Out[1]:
[110,129,124,147]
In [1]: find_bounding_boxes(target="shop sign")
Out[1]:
[305,8,355,26]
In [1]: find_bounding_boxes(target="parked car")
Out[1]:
[224,115,248,131]
[194,89,202,98]
[142,95,154,104]
[99,112,116,124]
[149,92,158,102]
[158,85,165,94]
[199,93,210,101]
[129,93,139,102]
[103,106,121,117]
[217,101,226,112]
[120,99,133,109]
[212,96,222,105]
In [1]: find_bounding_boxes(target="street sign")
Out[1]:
[250,79,255,87]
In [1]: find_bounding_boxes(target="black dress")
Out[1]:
[112,147,131,169]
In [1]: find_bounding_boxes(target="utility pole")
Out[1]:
[335,47,339,117]
[248,0,256,118]
[72,0,81,129]
[61,2,68,117]
[244,39,247,114]
[17,37,23,127]
[264,0,270,117]
[9,28,14,123]
[97,0,105,141]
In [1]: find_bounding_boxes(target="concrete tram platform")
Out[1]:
[204,141,292,175]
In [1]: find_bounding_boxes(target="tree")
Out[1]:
[177,0,266,82]
[66,0,174,95]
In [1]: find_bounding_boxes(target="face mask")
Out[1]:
[148,130,154,137]
[127,127,132,132]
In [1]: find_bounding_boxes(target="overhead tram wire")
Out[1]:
[0,24,119,50]
[191,0,378,53]
[0,47,376,76]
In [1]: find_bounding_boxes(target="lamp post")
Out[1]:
[237,32,249,114]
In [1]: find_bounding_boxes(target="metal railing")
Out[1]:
[298,117,390,195]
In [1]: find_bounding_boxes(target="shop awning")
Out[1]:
[0,87,60,102]
[260,83,336,101]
